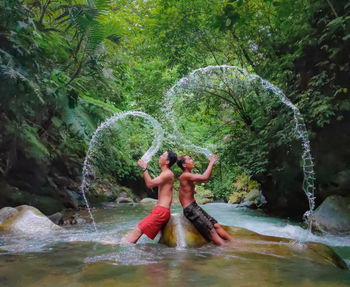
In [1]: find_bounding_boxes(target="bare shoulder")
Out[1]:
[168,169,175,179]
[162,169,174,179]
[179,172,191,180]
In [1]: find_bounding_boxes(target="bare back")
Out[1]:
[178,172,196,208]
[157,170,175,208]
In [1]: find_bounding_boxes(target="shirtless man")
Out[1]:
[177,154,232,246]
[124,150,177,243]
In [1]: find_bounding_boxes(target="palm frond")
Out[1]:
[56,0,118,53]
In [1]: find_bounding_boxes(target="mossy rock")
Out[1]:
[0,207,19,224]
[312,195,350,233]
[0,205,61,236]
[159,214,207,247]
[244,189,260,202]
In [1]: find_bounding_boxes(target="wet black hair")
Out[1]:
[167,150,177,168]
[177,155,186,171]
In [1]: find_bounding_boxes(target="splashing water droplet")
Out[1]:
[163,65,315,234]
[80,111,164,231]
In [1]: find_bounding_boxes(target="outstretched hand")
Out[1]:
[138,159,147,169]
[209,154,218,164]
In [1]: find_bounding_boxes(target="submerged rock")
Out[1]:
[312,195,350,233]
[115,197,134,204]
[239,200,257,209]
[0,205,61,236]
[62,214,86,225]
[229,189,266,209]
[140,198,158,204]
[160,214,347,270]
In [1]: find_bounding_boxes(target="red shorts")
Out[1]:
[138,205,171,240]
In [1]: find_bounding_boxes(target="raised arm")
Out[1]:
[138,159,170,188]
[186,155,218,183]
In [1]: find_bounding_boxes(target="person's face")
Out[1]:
[184,155,194,170]
[159,152,169,166]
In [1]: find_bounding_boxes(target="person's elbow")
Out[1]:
[198,175,210,182]
[146,181,157,189]
[202,174,210,182]
[145,183,153,189]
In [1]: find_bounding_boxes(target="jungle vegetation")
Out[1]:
[0,0,349,217]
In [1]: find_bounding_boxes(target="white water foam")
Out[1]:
[172,213,187,249]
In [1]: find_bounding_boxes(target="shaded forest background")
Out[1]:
[0,0,349,218]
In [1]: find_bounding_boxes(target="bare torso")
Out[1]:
[178,172,196,208]
[157,170,175,208]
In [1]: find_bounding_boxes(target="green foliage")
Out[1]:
[0,0,124,176]
[17,123,50,160]
[56,0,122,51]
[90,116,162,183]
[233,173,259,192]
[1,0,349,208]
[289,1,350,128]
[125,0,349,202]
[227,173,260,204]
[194,185,214,205]
[207,164,241,200]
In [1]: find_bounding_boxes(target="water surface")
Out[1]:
[0,203,349,287]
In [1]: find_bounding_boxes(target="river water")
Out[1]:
[0,203,349,286]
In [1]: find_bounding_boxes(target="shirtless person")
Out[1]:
[177,154,232,246]
[124,151,177,243]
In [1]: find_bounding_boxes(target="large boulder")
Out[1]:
[0,207,19,224]
[159,214,207,247]
[312,195,350,233]
[160,214,347,270]
[0,205,61,236]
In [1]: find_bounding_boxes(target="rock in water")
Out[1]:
[115,197,134,204]
[244,189,260,202]
[0,205,61,236]
[160,214,347,270]
[312,195,350,233]
[160,214,207,247]
[140,198,158,204]
[48,212,64,225]
[0,207,19,224]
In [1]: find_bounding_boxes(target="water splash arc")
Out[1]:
[163,65,316,233]
[80,111,164,231]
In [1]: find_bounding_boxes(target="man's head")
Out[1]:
[159,150,177,168]
[177,155,194,171]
